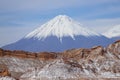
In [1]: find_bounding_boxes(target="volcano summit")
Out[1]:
[3,15,112,52]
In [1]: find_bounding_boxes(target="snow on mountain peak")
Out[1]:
[25,15,100,40]
[103,25,120,38]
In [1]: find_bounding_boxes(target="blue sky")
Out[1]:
[0,0,120,47]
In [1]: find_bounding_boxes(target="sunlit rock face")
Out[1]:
[107,40,120,58]
[0,40,120,80]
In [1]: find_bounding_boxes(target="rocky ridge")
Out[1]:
[0,40,120,80]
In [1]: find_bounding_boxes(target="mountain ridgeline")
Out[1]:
[2,15,114,52]
[103,25,120,41]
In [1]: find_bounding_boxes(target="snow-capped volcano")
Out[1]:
[103,25,120,38]
[25,15,99,41]
[2,15,112,52]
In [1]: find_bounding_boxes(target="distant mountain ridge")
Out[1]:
[2,15,113,52]
[103,25,120,40]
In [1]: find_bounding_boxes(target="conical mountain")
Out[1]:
[25,15,99,41]
[2,15,112,52]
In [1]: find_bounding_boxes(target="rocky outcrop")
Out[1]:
[106,40,120,59]
[0,40,120,80]
[0,64,10,77]
[0,48,4,56]
[37,52,57,60]
[62,46,105,64]
[0,49,58,60]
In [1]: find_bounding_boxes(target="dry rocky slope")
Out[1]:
[0,40,120,80]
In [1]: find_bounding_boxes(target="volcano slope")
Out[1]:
[2,15,112,52]
[0,40,120,80]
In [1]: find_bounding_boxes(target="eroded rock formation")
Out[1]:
[0,40,120,80]
[0,64,10,77]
